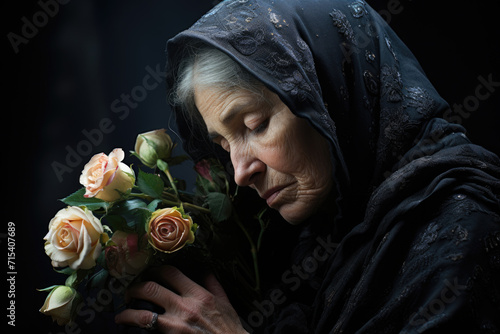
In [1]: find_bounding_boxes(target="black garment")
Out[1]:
[165,0,500,332]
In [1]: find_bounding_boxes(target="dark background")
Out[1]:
[4,0,499,333]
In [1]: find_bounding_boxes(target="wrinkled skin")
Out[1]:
[196,85,333,224]
[115,266,248,333]
[115,87,333,333]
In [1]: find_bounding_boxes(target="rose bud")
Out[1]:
[105,231,150,279]
[134,129,174,168]
[194,159,213,182]
[44,206,103,270]
[79,148,135,202]
[39,286,80,326]
[147,207,195,253]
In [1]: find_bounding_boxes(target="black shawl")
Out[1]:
[165,0,500,332]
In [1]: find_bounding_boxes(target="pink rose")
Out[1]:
[194,159,213,182]
[79,148,135,202]
[147,207,195,253]
[105,231,150,278]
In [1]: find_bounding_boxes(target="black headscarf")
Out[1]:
[165,0,453,223]
[165,0,500,332]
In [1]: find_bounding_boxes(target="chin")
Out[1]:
[278,204,312,225]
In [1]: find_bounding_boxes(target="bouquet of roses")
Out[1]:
[39,129,267,327]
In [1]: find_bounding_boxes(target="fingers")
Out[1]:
[127,280,181,309]
[116,266,242,333]
[115,309,200,334]
[115,309,157,330]
[204,273,230,303]
[149,265,208,297]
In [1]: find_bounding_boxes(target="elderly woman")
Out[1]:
[115,0,500,332]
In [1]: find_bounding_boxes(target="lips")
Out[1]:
[261,185,288,207]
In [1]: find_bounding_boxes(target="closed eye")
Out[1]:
[252,118,269,134]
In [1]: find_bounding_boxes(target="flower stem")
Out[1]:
[235,217,260,292]
[163,168,179,198]
[130,192,211,214]
[183,202,211,214]
[160,198,211,214]
[157,159,179,198]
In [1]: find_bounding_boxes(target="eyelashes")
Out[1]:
[252,118,269,134]
[213,116,270,153]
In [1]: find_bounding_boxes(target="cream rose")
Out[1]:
[134,129,174,168]
[147,207,195,253]
[106,231,150,279]
[44,206,103,270]
[79,148,135,202]
[39,286,80,326]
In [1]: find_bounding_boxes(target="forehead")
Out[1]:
[194,85,262,132]
[195,86,256,115]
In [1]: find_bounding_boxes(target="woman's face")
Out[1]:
[195,86,333,224]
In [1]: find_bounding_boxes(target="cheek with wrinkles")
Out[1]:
[272,118,332,201]
[266,119,321,175]
[252,118,299,172]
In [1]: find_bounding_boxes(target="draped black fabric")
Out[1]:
[165,0,500,332]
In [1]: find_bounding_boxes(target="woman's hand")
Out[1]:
[114,265,248,333]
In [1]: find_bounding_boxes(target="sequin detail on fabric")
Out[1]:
[413,222,440,253]
[404,87,437,117]
[348,0,367,18]
[363,70,379,95]
[380,64,403,102]
[384,35,398,62]
[330,9,357,45]
[365,50,376,63]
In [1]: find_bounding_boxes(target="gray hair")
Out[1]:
[172,45,265,130]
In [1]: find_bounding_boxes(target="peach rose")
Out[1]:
[79,148,135,202]
[44,206,103,270]
[106,231,150,278]
[39,286,80,326]
[147,207,195,253]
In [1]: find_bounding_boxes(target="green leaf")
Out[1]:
[65,269,89,288]
[87,269,109,290]
[60,188,111,211]
[206,192,233,223]
[137,169,164,198]
[37,285,59,292]
[102,214,128,232]
[195,174,214,195]
[54,267,76,275]
[65,271,78,287]
[96,247,107,268]
[108,199,151,230]
[147,198,162,211]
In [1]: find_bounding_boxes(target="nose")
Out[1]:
[230,144,265,187]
